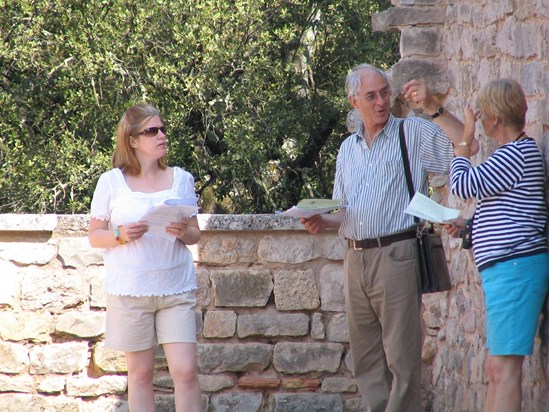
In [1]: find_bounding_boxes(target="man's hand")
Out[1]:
[403,79,439,115]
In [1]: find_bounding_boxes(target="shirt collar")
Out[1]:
[354,114,400,143]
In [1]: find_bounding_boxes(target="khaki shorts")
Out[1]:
[105,291,197,352]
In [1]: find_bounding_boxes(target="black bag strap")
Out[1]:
[398,120,420,226]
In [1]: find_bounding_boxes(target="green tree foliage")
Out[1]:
[0,0,398,214]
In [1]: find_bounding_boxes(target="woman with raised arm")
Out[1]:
[448,79,549,412]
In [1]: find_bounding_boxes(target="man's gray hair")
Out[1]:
[345,64,391,98]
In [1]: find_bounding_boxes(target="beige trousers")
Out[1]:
[344,238,422,412]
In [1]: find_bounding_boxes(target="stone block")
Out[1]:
[271,393,343,412]
[210,269,273,307]
[496,18,538,59]
[0,259,18,307]
[280,378,320,391]
[237,313,308,338]
[55,311,106,338]
[92,343,127,373]
[319,263,345,312]
[203,311,237,338]
[0,394,45,411]
[321,235,345,260]
[58,237,104,268]
[209,392,263,412]
[198,374,234,392]
[259,235,321,264]
[80,396,127,412]
[372,7,445,32]
[321,377,357,393]
[311,313,326,340]
[89,268,106,309]
[29,342,89,374]
[0,242,57,266]
[273,270,320,311]
[197,343,273,374]
[0,374,34,392]
[196,268,211,307]
[0,311,52,342]
[520,62,549,96]
[20,266,87,313]
[237,375,280,390]
[273,342,343,374]
[401,27,442,57]
[344,397,368,412]
[326,314,349,343]
[0,341,29,373]
[199,235,257,264]
[391,59,449,97]
[37,375,66,393]
[66,376,127,397]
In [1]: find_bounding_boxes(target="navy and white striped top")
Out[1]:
[450,137,547,271]
[334,114,454,240]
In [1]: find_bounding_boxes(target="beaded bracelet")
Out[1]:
[114,225,127,245]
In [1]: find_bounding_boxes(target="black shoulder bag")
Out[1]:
[398,121,452,293]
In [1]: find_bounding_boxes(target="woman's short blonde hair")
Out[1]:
[476,78,527,130]
[111,103,167,175]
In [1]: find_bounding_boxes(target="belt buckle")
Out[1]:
[352,240,363,251]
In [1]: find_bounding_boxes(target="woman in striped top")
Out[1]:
[448,79,549,412]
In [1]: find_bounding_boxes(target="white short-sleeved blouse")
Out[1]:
[90,167,198,297]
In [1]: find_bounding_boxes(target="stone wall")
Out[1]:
[0,214,372,412]
[373,1,549,411]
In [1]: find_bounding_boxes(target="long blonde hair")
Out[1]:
[111,103,167,175]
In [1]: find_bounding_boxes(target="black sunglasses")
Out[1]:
[137,126,166,137]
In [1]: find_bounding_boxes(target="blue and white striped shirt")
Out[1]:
[450,138,547,270]
[334,114,454,240]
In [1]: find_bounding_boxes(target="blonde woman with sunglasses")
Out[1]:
[88,103,201,412]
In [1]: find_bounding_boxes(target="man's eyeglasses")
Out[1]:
[137,126,166,137]
[355,89,392,102]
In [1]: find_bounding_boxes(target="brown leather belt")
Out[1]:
[348,230,417,250]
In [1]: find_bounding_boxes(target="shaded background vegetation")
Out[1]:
[0,0,398,214]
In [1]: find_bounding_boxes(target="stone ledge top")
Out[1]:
[0,214,312,233]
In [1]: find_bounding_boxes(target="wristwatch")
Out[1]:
[430,106,444,119]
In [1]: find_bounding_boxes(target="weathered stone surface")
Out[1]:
[20,266,87,312]
[198,374,234,392]
[273,270,320,310]
[271,393,343,412]
[258,235,321,264]
[321,234,346,260]
[311,313,326,340]
[66,376,127,397]
[372,7,445,32]
[203,311,237,338]
[0,242,57,265]
[237,313,309,338]
[237,375,280,390]
[56,311,106,338]
[0,312,52,342]
[280,378,320,391]
[58,237,103,268]
[197,343,273,373]
[0,341,29,373]
[37,375,66,393]
[326,314,350,343]
[319,263,345,312]
[198,214,301,231]
[92,343,127,373]
[321,377,357,393]
[199,235,257,264]
[89,268,106,309]
[0,259,18,307]
[196,268,211,307]
[29,342,89,374]
[0,214,57,231]
[391,59,449,97]
[80,397,127,412]
[273,342,343,374]
[344,397,368,412]
[0,374,34,392]
[210,269,273,307]
[209,392,263,412]
[401,27,442,57]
